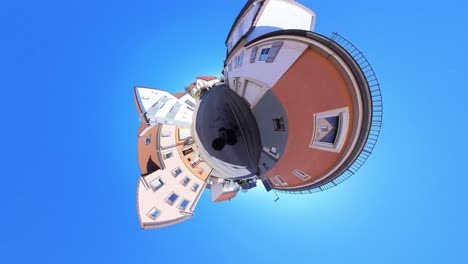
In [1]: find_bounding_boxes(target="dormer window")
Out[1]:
[310,107,349,152]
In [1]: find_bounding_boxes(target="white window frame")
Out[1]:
[274,175,288,186]
[147,207,161,220]
[172,167,182,177]
[310,107,349,153]
[180,177,190,186]
[162,151,173,160]
[178,199,190,211]
[149,177,164,191]
[166,192,179,205]
[293,169,311,181]
[191,183,199,192]
[161,131,171,137]
[258,47,270,61]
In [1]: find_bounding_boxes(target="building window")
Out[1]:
[228,62,232,71]
[145,135,151,145]
[185,99,195,108]
[172,167,182,177]
[274,175,288,186]
[236,51,243,67]
[161,131,171,137]
[273,117,285,131]
[191,183,199,192]
[147,207,160,219]
[149,177,164,191]
[268,178,277,186]
[310,107,349,152]
[166,193,179,205]
[181,177,190,186]
[178,199,189,210]
[182,148,194,156]
[163,151,173,159]
[270,147,277,155]
[293,169,310,181]
[258,48,270,61]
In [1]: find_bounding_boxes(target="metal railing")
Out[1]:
[277,32,383,195]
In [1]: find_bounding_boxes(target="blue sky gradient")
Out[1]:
[2,0,468,263]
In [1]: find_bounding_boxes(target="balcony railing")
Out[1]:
[277,32,383,195]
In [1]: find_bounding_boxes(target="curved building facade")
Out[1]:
[133,0,382,228]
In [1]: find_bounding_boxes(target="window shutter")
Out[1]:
[250,46,258,63]
[266,41,283,63]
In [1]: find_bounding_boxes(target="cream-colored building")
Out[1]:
[134,87,212,229]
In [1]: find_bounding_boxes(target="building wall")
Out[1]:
[247,0,316,41]
[137,124,161,175]
[136,87,195,128]
[154,98,178,123]
[159,125,177,149]
[265,48,355,187]
[226,39,308,89]
[252,90,288,173]
[136,87,170,112]
[137,124,207,229]
[173,93,196,127]
[226,3,261,53]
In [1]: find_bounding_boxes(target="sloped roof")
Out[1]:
[197,76,217,81]
[213,190,239,202]
[173,91,188,98]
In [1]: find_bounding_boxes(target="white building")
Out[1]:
[134,86,196,128]
[195,76,220,89]
[135,122,212,228]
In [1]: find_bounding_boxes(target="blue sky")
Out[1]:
[2,0,468,263]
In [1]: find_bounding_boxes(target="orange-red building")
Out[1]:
[133,0,382,229]
[221,0,382,193]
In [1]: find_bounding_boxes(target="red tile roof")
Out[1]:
[213,190,239,202]
[197,76,217,81]
[173,91,188,98]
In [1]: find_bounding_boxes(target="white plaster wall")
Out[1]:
[136,87,170,112]
[174,94,195,127]
[159,125,176,149]
[174,110,193,128]
[179,93,195,106]
[247,0,315,41]
[244,80,263,106]
[208,79,220,87]
[227,39,308,88]
[137,172,205,226]
[137,144,206,226]
[227,4,261,53]
[196,79,207,88]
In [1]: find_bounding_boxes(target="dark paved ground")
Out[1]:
[195,84,261,179]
